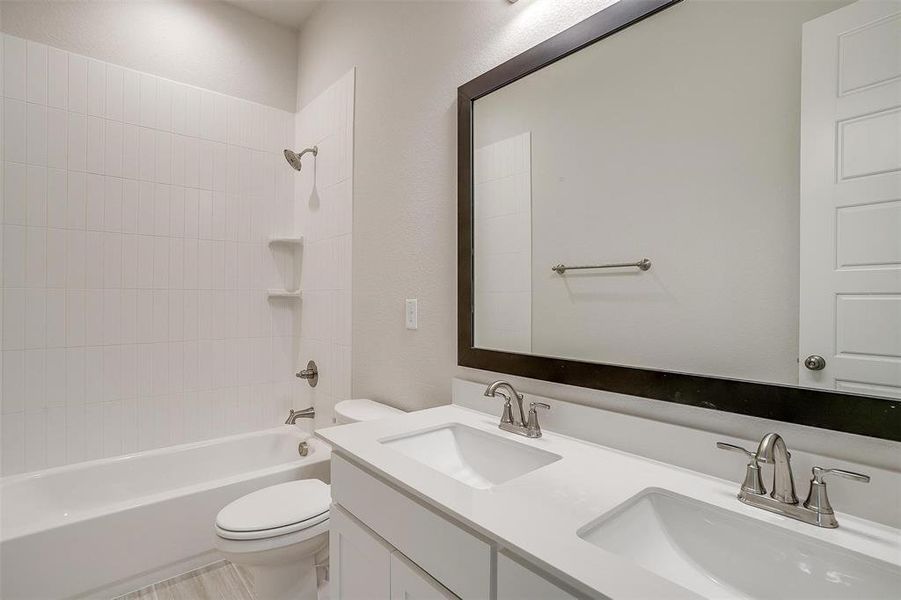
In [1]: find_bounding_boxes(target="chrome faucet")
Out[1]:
[285,407,315,424]
[718,433,870,528]
[484,381,550,438]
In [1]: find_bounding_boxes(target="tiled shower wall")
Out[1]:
[293,70,354,429]
[0,34,298,475]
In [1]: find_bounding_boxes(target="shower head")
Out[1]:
[283,146,318,171]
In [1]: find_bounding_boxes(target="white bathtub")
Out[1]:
[0,426,330,599]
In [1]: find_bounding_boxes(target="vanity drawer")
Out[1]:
[331,454,492,599]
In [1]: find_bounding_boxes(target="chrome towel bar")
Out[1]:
[552,258,651,275]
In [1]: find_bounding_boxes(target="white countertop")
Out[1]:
[317,405,901,599]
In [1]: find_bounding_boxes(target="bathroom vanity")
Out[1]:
[318,384,901,599]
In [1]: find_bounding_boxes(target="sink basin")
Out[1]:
[379,424,561,489]
[578,489,900,599]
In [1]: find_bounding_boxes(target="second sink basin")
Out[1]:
[379,424,561,489]
[578,489,901,599]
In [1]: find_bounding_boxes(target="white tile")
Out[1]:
[24,288,46,349]
[3,98,27,163]
[46,168,67,228]
[183,136,199,188]
[153,235,170,289]
[84,401,103,458]
[104,232,122,288]
[2,412,26,475]
[197,139,213,191]
[66,171,86,229]
[26,103,48,166]
[67,112,87,172]
[156,79,172,131]
[3,36,27,101]
[66,290,85,347]
[105,64,124,122]
[137,234,154,288]
[85,172,104,231]
[2,350,25,412]
[85,115,104,174]
[4,162,27,225]
[123,69,140,125]
[104,176,123,232]
[86,58,106,117]
[47,48,68,110]
[171,83,187,135]
[136,290,153,343]
[66,404,85,463]
[24,348,46,410]
[46,289,66,347]
[26,165,47,227]
[122,123,140,180]
[45,406,66,467]
[122,179,139,234]
[24,409,47,471]
[169,290,184,341]
[66,347,85,406]
[139,127,155,181]
[104,119,123,177]
[155,130,172,184]
[102,398,123,456]
[85,230,104,289]
[103,289,121,345]
[2,290,26,353]
[46,227,67,288]
[45,348,66,407]
[66,230,86,288]
[26,41,48,105]
[67,53,87,114]
[169,185,185,238]
[154,183,170,236]
[25,226,47,288]
[171,134,185,186]
[2,224,26,288]
[46,107,68,170]
[85,290,104,346]
[122,234,138,290]
[139,73,157,128]
[211,191,226,241]
[121,290,137,344]
[184,188,199,239]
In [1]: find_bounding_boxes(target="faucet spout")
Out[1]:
[484,381,526,426]
[756,433,798,504]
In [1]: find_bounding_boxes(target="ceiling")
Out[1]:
[224,0,324,30]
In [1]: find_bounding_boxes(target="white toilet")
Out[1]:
[214,400,404,600]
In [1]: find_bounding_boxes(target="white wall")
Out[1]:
[0,0,298,111]
[473,0,849,386]
[296,0,621,412]
[291,69,355,428]
[0,34,296,475]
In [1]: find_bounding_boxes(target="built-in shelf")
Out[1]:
[267,289,302,299]
[268,235,304,246]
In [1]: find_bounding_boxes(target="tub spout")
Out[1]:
[286,407,315,424]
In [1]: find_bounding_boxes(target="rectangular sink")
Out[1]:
[578,489,900,599]
[379,424,561,489]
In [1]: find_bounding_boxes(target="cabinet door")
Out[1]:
[497,551,580,600]
[390,551,458,600]
[330,504,393,600]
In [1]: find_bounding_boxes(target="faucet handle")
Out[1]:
[716,442,766,495]
[803,466,870,527]
[525,402,550,438]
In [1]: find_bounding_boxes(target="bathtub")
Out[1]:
[0,426,330,599]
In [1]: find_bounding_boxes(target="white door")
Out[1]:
[800,0,901,398]
[389,552,458,600]
[330,504,393,600]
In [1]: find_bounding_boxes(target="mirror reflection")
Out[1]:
[472,0,900,399]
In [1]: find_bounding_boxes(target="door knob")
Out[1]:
[804,355,826,371]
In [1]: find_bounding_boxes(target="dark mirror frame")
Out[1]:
[457,0,901,442]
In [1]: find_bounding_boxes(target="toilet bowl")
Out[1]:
[215,400,404,599]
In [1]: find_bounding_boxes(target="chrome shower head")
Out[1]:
[283,146,318,171]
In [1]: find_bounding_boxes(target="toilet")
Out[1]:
[214,400,404,600]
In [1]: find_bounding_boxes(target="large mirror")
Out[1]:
[459,0,901,438]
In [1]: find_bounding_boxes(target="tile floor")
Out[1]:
[116,561,253,600]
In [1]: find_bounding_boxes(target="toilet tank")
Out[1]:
[334,399,405,425]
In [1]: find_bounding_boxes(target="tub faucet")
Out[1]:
[285,407,315,424]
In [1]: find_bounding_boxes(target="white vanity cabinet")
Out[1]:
[330,455,586,600]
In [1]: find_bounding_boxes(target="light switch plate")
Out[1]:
[405,298,418,330]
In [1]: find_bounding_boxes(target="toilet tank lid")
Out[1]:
[334,399,405,422]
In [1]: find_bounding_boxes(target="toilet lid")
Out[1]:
[216,480,330,533]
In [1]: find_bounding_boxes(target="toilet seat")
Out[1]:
[215,480,331,541]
